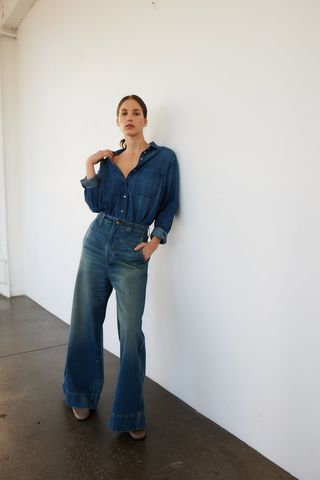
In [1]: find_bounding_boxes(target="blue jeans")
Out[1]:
[61,212,150,431]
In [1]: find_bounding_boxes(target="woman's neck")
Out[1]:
[124,135,149,154]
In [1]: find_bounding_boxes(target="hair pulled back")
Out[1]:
[117,95,148,149]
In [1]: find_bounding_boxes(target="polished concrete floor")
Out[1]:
[0,295,296,480]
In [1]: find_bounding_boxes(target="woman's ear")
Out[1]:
[144,117,148,127]
[116,117,120,127]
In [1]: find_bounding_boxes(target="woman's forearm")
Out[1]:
[86,159,96,180]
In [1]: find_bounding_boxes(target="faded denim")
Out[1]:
[62,212,150,431]
[80,141,179,244]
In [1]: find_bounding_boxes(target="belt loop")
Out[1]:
[97,212,105,226]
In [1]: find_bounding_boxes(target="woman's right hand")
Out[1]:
[86,149,114,165]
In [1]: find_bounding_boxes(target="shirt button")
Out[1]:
[120,209,124,213]
[123,195,126,198]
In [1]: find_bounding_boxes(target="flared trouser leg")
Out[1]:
[61,212,149,430]
[108,260,148,431]
[61,219,113,409]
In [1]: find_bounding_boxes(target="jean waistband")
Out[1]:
[96,212,149,234]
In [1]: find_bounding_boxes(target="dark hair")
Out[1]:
[117,95,148,149]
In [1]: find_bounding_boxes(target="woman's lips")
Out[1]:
[125,124,134,128]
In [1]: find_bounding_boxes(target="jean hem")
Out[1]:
[61,382,100,409]
[108,411,145,432]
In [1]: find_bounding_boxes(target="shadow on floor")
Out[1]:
[0,295,296,480]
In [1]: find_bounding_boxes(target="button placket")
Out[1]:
[119,183,129,217]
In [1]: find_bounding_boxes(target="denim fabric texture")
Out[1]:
[62,142,179,432]
[62,213,150,431]
[80,141,179,244]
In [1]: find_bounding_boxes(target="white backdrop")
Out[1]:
[4,1,320,478]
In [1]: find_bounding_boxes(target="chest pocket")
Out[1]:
[134,169,163,198]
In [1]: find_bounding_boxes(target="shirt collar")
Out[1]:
[114,140,159,155]
[149,141,159,150]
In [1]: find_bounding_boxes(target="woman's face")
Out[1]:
[117,99,147,137]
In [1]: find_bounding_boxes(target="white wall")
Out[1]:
[8,0,320,478]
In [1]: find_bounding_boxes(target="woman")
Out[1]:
[61,94,179,440]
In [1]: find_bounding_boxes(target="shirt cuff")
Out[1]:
[150,226,167,245]
[80,175,98,189]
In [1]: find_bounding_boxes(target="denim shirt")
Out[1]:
[80,141,179,244]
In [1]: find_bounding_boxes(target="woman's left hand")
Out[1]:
[134,237,161,261]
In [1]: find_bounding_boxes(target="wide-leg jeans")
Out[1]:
[61,212,150,431]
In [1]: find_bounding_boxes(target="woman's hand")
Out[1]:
[134,236,161,261]
[85,149,114,180]
[87,149,114,165]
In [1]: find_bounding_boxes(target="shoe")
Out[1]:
[72,407,90,421]
[128,429,146,440]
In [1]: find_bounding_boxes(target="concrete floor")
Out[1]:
[0,295,296,480]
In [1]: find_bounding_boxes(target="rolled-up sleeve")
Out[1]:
[150,152,179,244]
[80,175,99,189]
[80,168,102,212]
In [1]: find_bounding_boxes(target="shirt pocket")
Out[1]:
[134,169,163,198]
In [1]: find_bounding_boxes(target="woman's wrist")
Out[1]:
[149,236,161,249]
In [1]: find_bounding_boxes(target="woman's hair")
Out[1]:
[117,95,148,149]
